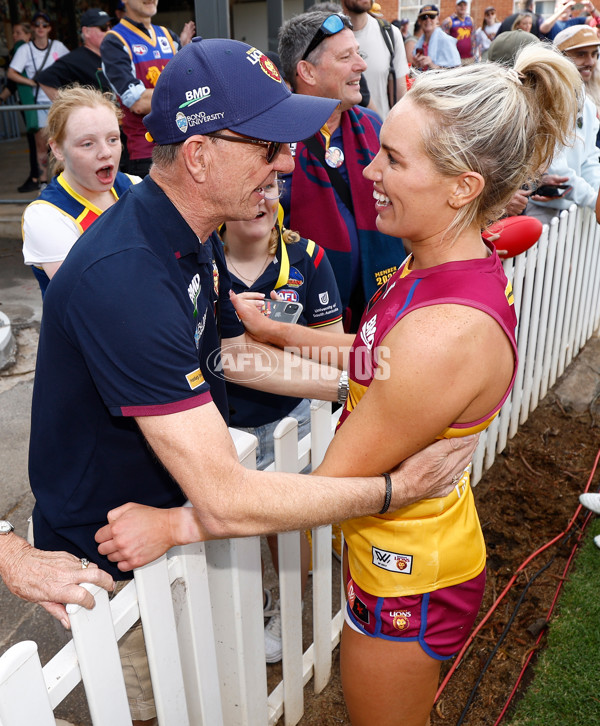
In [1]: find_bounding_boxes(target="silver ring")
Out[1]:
[451,473,462,486]
[81,557,90,569]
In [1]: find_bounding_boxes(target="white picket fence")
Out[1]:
[1,205,600,726]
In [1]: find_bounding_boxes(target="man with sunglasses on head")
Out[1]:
[278,10,406,332]
[28,37,476,725]
[100,0,195,177]
[34,9,111,101]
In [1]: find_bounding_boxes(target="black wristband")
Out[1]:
[379,472,392,514]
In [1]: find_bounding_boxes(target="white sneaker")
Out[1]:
[579,493,600,514]
[594,535,600,549]
[264,601,282,664]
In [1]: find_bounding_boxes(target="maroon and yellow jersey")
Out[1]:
[340,246,518,596]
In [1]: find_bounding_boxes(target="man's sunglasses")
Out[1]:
[33,22,50,28]
[97,23,111,32]
[302,14,351,61]
[419,13,438,20]
[206,132,282,164]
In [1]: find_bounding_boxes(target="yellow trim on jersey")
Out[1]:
[506,280,514,306]
[56,173,117,220]
[320,124,332,150]
[345,377,366,414]
[274,230,291,289]
[309,315,344,328]
[105,29,133,59]
[439,410,499,438]
[117,19,159,47]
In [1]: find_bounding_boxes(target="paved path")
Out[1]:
[0,236,88,725]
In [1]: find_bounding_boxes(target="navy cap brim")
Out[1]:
[229,92,339,143]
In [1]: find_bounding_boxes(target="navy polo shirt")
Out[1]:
[225,233,342,427]
[29,177,243,578]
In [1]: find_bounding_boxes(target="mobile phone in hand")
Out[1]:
[534,184,572,198]
[263,300,303,324]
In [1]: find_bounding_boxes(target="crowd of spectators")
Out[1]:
[1,3,600,725]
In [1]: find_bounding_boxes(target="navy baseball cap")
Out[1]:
[144,36,338,145]
[32,11,51,24]
[80,8,112,27]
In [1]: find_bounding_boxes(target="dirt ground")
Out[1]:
[287,379,600,725]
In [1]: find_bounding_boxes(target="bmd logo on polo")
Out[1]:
[179,86,211,109]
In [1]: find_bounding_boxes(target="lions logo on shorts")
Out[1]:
[391,610,410,631]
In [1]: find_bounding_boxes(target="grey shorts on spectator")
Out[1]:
[112,581,156,721]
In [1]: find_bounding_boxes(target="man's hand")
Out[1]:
[531,174,570,202]
[413,52,433,70]
[95,503,179,571]
[180,20,195,46]
[505,188,531,216]
[131,88,153,115]
[236,290,267,311]
[1,535,114,629]
[389,435,480,509]
[229,289,283,344]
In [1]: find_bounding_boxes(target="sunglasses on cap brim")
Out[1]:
[302,14,351,61]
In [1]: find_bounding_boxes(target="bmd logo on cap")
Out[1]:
[179,86,211,109]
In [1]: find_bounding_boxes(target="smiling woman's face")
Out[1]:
[363,99,460,245]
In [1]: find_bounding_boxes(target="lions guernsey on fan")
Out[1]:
[102,18,177,162]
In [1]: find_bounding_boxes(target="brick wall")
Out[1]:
[377,0,516,28]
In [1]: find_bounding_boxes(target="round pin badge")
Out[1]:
[325,146,344,168]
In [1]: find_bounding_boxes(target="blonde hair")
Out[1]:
[14,22,32,36]
[268,226,300,254]
[511,12,532,30]
[407,43,583,238]
[222,224,300,256]
[46,85,122,176]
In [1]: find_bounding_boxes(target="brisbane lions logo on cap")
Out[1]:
[260,54,281,82]
[246,47,282,83]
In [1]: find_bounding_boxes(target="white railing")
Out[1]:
[471,205,600,484]
[1,205,599,726]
